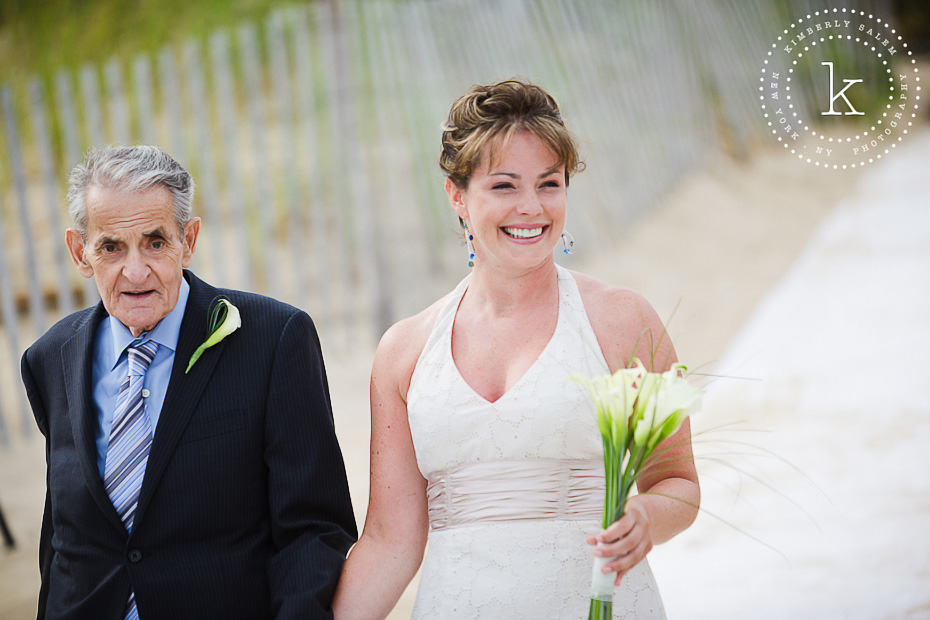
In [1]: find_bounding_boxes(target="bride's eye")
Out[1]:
[492,182,515,190]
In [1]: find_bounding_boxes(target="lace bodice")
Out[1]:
[408,265,608,474]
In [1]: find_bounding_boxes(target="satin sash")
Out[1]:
[426,458,604,531]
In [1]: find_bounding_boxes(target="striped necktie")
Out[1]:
[103,339,158,620]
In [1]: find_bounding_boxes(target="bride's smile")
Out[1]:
[501,225,547,240]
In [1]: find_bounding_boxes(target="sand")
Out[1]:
[1,129,927,618]
[648,129,930,619]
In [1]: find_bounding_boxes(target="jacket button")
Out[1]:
[128,550,143,563]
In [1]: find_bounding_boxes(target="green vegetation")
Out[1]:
[0,0,297,85]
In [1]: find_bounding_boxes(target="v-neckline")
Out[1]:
[448,271,564,406]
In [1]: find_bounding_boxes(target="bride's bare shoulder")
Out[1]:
[380,296,446,352]
[372,293,452,390]
[570,270,651,319]
[569,270,674,371]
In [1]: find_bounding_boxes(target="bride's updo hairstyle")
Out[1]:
[440,79,585,189]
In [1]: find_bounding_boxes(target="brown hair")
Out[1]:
[439,79,584,189]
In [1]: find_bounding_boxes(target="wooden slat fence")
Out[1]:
[0,0,841,444]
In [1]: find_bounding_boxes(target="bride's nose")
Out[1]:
[516,191,544,215]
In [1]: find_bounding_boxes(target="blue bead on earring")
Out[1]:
[560,231,575,255]
[464,222,476,267]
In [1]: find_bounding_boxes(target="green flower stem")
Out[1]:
[590,598,612,619]
[602,437,613,529]
[613,460,623,522]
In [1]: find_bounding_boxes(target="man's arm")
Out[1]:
[263,310,357,619]
[21,349,54,620]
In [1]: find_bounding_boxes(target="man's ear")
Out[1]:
[444,178,468,221]
[181,217,201,268]
[65,229,94,278]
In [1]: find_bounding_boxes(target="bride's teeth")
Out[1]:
[504,227,543,238]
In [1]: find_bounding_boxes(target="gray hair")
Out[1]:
[66,145,195,238]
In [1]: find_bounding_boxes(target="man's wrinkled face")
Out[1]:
[65,184,200,337]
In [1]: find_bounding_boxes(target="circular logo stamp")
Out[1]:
[760,8,921,169]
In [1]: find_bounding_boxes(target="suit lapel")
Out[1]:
[60,303,127,534]
[134,271,228,526]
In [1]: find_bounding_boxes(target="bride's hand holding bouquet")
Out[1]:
[574,358,703,619]
[586,497,653,590]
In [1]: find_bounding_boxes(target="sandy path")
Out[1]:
[648,129,930,619]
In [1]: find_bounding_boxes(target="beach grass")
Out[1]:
[0,0,293,85]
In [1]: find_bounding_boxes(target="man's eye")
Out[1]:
[151,240,165,250]
[103,245,117,253]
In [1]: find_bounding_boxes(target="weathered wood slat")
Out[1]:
[209,30,252,291]
[181,41,225,286]
[28,79,76,315]
[291,6,333,325]
[1,87,46,335]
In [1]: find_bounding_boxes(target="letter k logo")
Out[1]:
[821,61,864,115]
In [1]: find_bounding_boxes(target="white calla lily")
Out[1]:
[185,299,241,373]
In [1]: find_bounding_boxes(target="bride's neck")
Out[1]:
[465,261,558,317]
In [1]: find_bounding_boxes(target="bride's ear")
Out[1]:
[445,178,468,220]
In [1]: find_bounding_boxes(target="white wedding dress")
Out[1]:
[406,265,666,619]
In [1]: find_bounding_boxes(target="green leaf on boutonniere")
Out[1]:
[185,297,241,374]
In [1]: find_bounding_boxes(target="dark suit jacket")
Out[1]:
[21,270,357,620]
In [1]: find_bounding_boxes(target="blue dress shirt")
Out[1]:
[92,277,190,477]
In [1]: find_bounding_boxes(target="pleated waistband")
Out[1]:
[426,458,604,531]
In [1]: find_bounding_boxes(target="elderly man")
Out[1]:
[20,146,356,620]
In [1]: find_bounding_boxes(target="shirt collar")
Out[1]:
[106,277,191,370]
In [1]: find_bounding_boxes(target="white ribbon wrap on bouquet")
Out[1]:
[590,542,614,601]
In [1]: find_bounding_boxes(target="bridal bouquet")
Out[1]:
[573,359,702,620]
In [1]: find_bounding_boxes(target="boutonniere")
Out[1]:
[185,297,241,374]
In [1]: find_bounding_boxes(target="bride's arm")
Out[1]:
[333,320,430,619]
[575,274,700,584]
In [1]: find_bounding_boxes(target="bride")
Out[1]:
[333,79,699,619]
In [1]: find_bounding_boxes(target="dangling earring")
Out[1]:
[463,222,476,267]
[560,230,575,255]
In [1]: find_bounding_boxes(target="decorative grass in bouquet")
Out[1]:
[573,358,702,619]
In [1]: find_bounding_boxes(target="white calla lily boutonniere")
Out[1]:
[185,298,241,374]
